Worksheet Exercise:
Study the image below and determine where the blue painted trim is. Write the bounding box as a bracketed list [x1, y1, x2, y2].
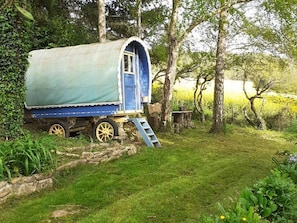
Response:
[30, 105, 119, 118]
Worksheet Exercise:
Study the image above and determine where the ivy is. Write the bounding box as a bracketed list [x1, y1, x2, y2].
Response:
[0, 7, 31, 139]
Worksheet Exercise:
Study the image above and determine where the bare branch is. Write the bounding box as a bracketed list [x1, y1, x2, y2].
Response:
[242, 70, 251, 100]
[256, 80, 274, 95]
[152, 69, 166, 83]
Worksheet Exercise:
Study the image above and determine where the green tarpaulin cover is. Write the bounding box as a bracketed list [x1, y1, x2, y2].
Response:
[25, 38, 135, 109]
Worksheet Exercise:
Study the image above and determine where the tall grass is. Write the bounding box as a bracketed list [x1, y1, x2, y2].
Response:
[0, 133, 57, 181]
[170, 86, 297, 130]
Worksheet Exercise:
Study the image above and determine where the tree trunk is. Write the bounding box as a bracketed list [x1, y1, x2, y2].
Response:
[161, 37, 180, 128]
[194, 77, 206, 123]
[210, 2, 228, 133]
[197, 90, 205, 123]
[160, 0, 181, 129]
[98, 0, 106, 43]
[243, 70, 268, 130]
[193, 79, 201, 122]
[250, 97, 266, 129]
[136, 0, 142, 38]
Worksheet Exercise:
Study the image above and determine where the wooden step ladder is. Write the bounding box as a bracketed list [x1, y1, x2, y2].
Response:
[129, 118, 161, 148]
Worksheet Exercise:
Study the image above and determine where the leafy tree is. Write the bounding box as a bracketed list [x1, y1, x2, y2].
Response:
[272, 64, 297, 94]
[237, 1, 297, 61]
[208, 0, 297, 133]
[260, 1, 297, 60]
[224, 0, 297, 129]
[78, 0, 167, 40]
[0, 5, 32, 139]
[150, 37, 168, 83]
[161, 0, 253, 131]
[29, 0, 97, 48]
[231, 53, 286, 129]
[192, 53, 216, 123]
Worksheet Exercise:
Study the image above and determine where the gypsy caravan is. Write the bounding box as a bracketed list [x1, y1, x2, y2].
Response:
[25, 37, 161, 147]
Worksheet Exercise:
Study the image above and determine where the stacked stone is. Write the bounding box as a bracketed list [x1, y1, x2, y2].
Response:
[0, 173, 53, 203]
[0, 144, 137, 204]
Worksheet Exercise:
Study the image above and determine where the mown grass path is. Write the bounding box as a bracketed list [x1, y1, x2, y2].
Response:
[0, 123, 296, 223]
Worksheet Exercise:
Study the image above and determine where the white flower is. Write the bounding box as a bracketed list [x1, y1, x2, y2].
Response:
[288, 154, 297, 163]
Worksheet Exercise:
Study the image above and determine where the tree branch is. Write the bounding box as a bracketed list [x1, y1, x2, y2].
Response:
[179, 0, 254, 43]
[152, 69, 166, 83]
[168, 0, 181, 38]
[242, 70, 251, 100]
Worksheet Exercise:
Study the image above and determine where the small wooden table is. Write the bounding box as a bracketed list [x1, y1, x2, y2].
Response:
[171, 111, 193, 132]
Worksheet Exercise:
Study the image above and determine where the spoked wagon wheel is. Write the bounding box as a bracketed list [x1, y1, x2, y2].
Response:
[92, 118, 118, 142]
[48, 121, 70, 138]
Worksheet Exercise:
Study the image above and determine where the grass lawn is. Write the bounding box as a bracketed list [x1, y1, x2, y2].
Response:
[0, 122, 296, 223]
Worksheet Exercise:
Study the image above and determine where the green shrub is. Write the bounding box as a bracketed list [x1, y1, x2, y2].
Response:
[203, 167, 297, 222]
[285, 121, 297, 134]
[275, 154, 297, 185]
[241, 169, 297, 222]
[265, 107, 296, 131]
[224, 103, 248, 126]
[283, 121, 297, 143]
[201, 203, 266, 223]
[0, 134, 57, 181]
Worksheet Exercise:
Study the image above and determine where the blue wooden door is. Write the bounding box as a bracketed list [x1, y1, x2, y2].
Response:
[123, 52, 137, 110]
[124, 73, 136, 110]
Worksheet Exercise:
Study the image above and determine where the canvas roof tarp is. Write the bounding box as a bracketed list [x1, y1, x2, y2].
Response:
[25, 37, 148, 109]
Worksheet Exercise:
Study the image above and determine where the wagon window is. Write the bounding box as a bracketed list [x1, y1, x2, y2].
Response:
[123, 52, 134, 74]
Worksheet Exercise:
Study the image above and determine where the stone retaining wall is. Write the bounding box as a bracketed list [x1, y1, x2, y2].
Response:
[0, 144, 137, 204]
[0, 173, 53, 204]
